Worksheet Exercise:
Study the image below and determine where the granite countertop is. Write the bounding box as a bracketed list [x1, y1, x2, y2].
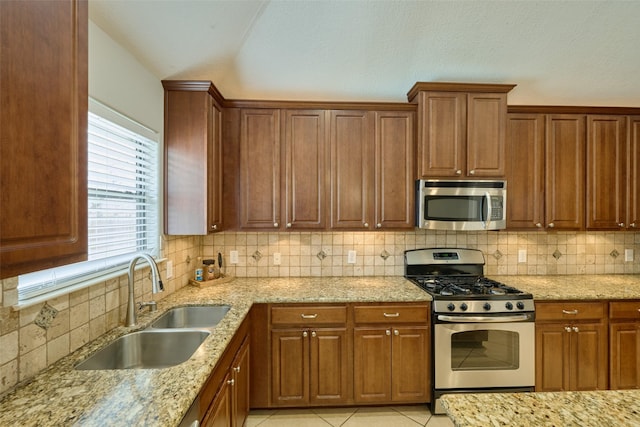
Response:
[440, 389, 640, 426]
[0, 276, 429, 427]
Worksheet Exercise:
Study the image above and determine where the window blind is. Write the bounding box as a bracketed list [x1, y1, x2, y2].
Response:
[18, 108, 159, 302]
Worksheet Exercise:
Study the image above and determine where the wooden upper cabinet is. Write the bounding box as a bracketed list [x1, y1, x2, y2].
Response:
[506, 114, 545, 229]
[0, 0, 88, 278]
[408, 82, 515, 179]
[163, 82, 224, 235]
[329, 110, 373, 230]
[283, 110, 327, 229]
[239, 109, 281, 229]
[545, 115, 586, 230]
[374, 111, 415, 230]
[630, 116, 640, 230]
[586, 116, 627, 230]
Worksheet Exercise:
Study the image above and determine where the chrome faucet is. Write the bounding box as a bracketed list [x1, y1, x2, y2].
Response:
[126, 253, 164, 327]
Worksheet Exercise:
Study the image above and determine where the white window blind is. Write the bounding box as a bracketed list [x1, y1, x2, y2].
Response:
[18, 103, 159, 303]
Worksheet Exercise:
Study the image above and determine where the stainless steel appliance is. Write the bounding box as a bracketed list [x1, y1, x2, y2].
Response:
[416, 179, 507, 231]
[404, 248, 535, 414]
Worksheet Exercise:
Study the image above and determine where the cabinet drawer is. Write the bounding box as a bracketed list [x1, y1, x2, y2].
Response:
[354, 304, 429, 324]
[271, 305, 347, 326]
[610, 301, 640, 320]
[535, 302, 605, 321]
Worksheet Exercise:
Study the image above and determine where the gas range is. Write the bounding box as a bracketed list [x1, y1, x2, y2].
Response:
[404, 248, 534, 314]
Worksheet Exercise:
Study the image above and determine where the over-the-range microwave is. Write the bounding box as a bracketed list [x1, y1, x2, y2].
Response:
[416, 179, 507, 231]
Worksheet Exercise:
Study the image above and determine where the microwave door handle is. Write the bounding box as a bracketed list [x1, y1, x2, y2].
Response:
[484, 192, 492, 229]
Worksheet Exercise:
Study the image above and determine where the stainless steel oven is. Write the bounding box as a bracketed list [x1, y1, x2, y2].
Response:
[404, 248, 536, 414]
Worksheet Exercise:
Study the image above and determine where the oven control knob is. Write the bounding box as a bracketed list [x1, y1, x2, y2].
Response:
[505, 302, 513, 310]
[483, 303, 491, 311]
[460, 303, 468, 311]
[447, 303, 455, 311]
[516, 302, 525, 310]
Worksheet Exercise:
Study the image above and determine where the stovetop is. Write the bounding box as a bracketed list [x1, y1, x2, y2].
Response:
[410, 275, 529, 298]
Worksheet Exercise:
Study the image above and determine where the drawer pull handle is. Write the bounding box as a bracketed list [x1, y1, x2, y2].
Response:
[383, 312, 400, 318]
[562, 309, 578, 315]
[301, 314, 318, 319]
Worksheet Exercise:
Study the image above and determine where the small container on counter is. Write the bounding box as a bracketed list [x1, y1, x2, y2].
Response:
[202, 259, 220, 280]
[194, 268, 204, 281]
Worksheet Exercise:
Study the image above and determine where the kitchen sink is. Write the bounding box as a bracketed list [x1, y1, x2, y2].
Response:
[150, 305, 231, 329]
[75, 330, 210, 370]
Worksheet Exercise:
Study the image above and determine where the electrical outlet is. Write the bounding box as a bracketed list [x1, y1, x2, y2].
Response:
[347, 250, 357, 264]
[230, 250, 239, 264]
[625, 249, 634, 262]
[273, 252, 281, 265]
[166, 260, 173, 279]
[518, 249, 527, 263]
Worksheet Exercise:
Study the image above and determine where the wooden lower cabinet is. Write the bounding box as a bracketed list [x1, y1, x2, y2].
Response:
[535, 302, 608, 392]
[202, 373, 232, 427]
[609, 301, 640, 389]
[271, 327, 349, 406]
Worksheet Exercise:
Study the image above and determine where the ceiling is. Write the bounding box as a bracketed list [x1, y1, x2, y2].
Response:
[89, 0, 640, 106]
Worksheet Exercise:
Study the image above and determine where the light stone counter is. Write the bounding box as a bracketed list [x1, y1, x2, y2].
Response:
[490, 274, 640, 300]
[0, 276, 428, 427]
[440, 390, 640, 426]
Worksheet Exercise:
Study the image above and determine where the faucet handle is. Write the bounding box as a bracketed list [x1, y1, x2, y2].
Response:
[138, 301, 158, 312]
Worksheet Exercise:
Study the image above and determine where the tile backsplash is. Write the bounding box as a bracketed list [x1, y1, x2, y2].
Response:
[202, 231, 640, 277]
[1, 229, 639, 396]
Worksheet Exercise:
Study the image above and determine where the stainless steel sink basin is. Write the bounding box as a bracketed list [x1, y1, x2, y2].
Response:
[150, 305, 231, 329]
[75, 330, 210, 370]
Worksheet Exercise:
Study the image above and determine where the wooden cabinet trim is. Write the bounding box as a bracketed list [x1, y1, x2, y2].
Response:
[408, 82, 516, 101]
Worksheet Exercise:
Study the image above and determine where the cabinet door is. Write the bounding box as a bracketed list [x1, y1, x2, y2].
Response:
[329, 110, 373, 229]
[164, 89, 211, 235]
[354, 327, 392, 403]
[374, 111, 415, 230]
[231, 338, 250, 427]
[545, 115, 586, 229]
[202, 375, 232, 427]
[610, 322, 640, 389]
[506, 114, 545, 230]
[208, 102, 224, 233]
[466, 93, 508, 177]
[570, 322, 608, 391]
[309, 328, 349, 404]
[535, 323, 570, 391]
[284, 110, 327, 229]
[630, 116, 640, 230]
[271, 329, 309, 405]
[240, 109, 281, 229]
[391, 326, 430, 402]
[416, 92, 466, 177]
[1, 0, 88, 278]
[586, 116, 627, 229]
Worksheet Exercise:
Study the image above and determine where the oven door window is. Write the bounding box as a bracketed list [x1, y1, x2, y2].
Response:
[424, 196, 486, 222]
[450, 329, 520, 371]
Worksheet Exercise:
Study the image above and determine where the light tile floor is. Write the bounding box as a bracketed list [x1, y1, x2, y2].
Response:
[246, 405, 454, 427]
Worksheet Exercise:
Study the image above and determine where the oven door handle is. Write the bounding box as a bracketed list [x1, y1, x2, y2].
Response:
[437, 314, 532, 323]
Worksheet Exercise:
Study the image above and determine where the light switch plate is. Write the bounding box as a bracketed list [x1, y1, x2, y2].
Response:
[166, 260, 173, 279]
[347, 250, 356, 264]
[625, 249, 634, 262]
[518, 249, 527, 263]
[230, 250, 239, 264]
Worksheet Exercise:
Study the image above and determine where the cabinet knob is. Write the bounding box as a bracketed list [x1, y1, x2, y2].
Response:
[211, 224, 218, 230]
[572, 326, 580, 333]
[618, 223, 625, 228]
[385, 329, 391, 336]
[535, 223, 542, 228]
[286, 222, 292, 228]
[455, 170, 462, 175]
[227, 379, 235, 386]
[548, 223, 555, 228]
[363, 222, 369, 228]
[564, 326, 572, 332]
[631, 223, 636, 228]
[233, 366, 241, 373]
[274, 222, 279, 227]
[376, 223, 382, 229]
[469, 170, 475, 175]
[311, 331, 317, 338]
[394, 329, 399, 336]
[303, 331, 308, 338]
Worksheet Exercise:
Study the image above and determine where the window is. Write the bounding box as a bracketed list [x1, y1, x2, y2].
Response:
[18, 100, 159, 305]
